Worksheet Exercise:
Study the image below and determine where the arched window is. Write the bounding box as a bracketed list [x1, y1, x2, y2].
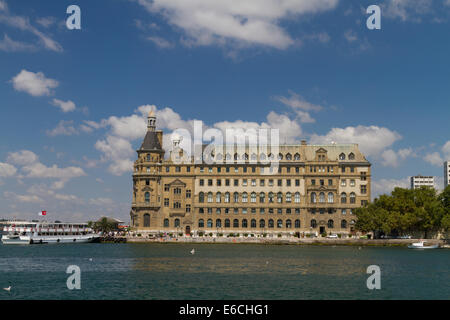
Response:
[286, 192, 292, 203]
[259, 219, 265, 228]
[339, 153, 346, 160]
[348, 153, 355, 160]
[278, 153, 283, 160]
[145, 192, 150, 203]
[295, 192, 301, 203]
[269, 192, 275, 203]
[242, 219, 248, 228]
[311, 219, 317, 228]
[164, 219, 169, 227]
[277, 192, 283, 203]
[268, 219, 274, 228]
[295, 219, 300, 228]
[260, 192, 265, 203]
[216, 219, 222, 228]
[268, 153, 275, 160]
[251, 153, 257, 161]
[143, 214, 150, 227]
[225, 219, 230, 228]
[319, 192, 325, 203]
[199, 192, 205, 203]
[311, 192, 317, 203]
[243, 153, 249, 160]
[251, 219, 256, 228]
[350, 192, 356, 204]
[175, 219, 180, 227]
[207, 192, 213, 203]
[328, 219, 334, 228]
[225, 192, 230, 203]
[242, 192, 248, 203]
[277, 219, 283, 228]
[341, 220, 347, 228]
[146, 154, 151, 162]
[251, 192, 257, 203]
[233, 219, 239, 228]
[260, 153, 266, 161]
[328, 192, 334, 203]
[207, 219, 213, 228]
[216, 192, 221, 203]
[234, 153, 239, 160]
[198, 219, 204, 228]
[286, 219, 292, 228]
[286, 153, 292, 160]
[226, 153, 232, 161]
[294, 153, 300, 161]
[216, 153, 223, 161]
[233, 192, 239, 203]
[341, 192, 347, 204]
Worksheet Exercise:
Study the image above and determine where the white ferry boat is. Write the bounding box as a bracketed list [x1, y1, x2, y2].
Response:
[1, 220, 100, 245]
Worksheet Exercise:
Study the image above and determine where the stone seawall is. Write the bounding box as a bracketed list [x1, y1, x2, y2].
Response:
[126, 237, 447, 247]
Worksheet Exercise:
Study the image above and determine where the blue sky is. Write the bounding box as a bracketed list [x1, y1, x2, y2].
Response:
[0, 0, 449, 222]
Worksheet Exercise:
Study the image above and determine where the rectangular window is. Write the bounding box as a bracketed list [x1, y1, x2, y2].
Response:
[234, 167, 239, 173]
[295, 179, 300, 187]
[166, 167, 170, 173]
[320, 179, 324, 186]
[146, 179, 150, 186]
[252, 167, 256, 173]
[234, 179, 239, 186]
[199, 179, 204, 186]
[242, 179, 248, 186]
[277, 179, 282, 187]
[164, 184, 170, 192]
[269, 179, 274, 186]
[186, 205, 191, 213]
[217, 179, 222, 186]
[286, 179, 291, 187]
[208, 179, 213, 186]
[260, 179, 265, 186]
[217, 167, 221, 173]
[200, 167, 204, 173]
[176, 166, 181, 172]
[295, 208, 300, 214]
[164, 198, 169, 207]
[328, 179, 333, 186]
[186, 190, 191, 198]
[260, 208, 265, 214]
[243, 167, 247, 173]
[251, 179, 256, 186]
[226, 167, 230, 173]
[311, 179, 316, 186]
[341, 179, 346, 187]
[208, 167, 213, 173]
[225, 179, 230, 186]
[361, 185, 367, 194]
[350, 179, 355, 187]
[286, 167, 290, 173]
[187, 167, 191, 173]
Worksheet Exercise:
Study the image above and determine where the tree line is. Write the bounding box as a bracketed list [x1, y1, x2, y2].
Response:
[355, 186, 450, 238]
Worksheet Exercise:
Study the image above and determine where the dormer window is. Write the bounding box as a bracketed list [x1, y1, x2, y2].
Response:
[348, 153, 355, 160]
[339, 153, 346, 160]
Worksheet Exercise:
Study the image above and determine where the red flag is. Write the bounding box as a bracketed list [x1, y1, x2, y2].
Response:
[38, 211, 47, 216]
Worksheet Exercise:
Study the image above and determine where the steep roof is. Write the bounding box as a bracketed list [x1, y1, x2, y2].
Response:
[140, 131, 162, 151]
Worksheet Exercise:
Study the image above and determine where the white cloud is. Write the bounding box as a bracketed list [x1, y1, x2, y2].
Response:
[136, 0, 339, 49]
[424, 151, 443, 167]
[381, 148, 413, 167]
[147, 36, 174, 48]
[11, 69, 59, 97]
[4, 191, 44, 203]
[7, 150, 38, 166]
[0, 162, 17, 177]
[95, 135, 135, 176]
[51, 99, 76, 112]
[383, 0, 433, 22]
[36, 16, 56, 28]
[0, 33, 35, 52]
[310, 125, 402, 157]
[46, 120, 79, 137]
[442, 140, 450, 159]
[273, 91, 324, 123]
[344, 29, 358, 42]
[372, 177, 410, 198]
[0, 2, 63, 52]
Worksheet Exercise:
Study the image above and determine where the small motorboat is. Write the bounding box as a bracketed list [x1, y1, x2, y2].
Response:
[408, 241, 439, 249]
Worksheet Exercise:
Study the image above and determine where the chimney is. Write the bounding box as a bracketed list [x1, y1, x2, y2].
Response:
[301, 140, 307, 146]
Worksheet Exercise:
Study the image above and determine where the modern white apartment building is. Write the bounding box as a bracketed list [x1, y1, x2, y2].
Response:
[445, 161, 450, 188]
[410, 175, 435, 190]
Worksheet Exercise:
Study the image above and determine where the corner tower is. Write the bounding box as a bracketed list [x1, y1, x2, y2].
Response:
[130, 111, 165, 229]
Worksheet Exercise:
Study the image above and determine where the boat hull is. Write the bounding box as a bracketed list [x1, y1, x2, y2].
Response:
[2, 235, 100, 245]
[408, 244, 439, 249]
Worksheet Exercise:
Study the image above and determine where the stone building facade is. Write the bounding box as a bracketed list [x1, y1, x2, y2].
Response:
[130, 112, 371, 236]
